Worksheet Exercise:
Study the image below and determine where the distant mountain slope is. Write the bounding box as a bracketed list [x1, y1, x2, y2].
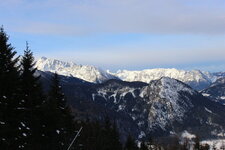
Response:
[36, 57, 118, 83]
[39, 71, 225, 142]
[113, 69, 216, 90]
[213, 72, 225, 79]
[36, 70, 93, 91]
[201, 77, 225, 105]
[91, 77, 225, 139]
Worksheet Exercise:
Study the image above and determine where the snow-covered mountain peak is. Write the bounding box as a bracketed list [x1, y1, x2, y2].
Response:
[36, 57, 76, 71]
[143, 77, 196, 130]
[35, 57, 117, 83]
[113, 68, 215, 90]
[115, 68, 212, 82]
[159, 77, 196, 96]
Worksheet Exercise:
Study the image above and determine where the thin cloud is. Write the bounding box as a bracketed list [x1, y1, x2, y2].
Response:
[2, 0, 225, 35]
[13, 22, 94, 36]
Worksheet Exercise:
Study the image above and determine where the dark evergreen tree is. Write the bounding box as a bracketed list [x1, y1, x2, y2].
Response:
[200, 144, 210, 150]
[166, 136, 181, 150]
[0, 27, 21, 149]
[44, 73, 75, 149]
[124, 135, 138, 150]
[221, 141, 225, 150]
[212, 142, 217, 150]
[100, 117, 122, 150]
[20, 43, 46, 149]
[102, 116, 113, 150]
[74, 117, 124, 150]
[140, 141, 148, 150]
[80, 120, 103, 150]
[194, 136, 200, 150]
[181, 138, 189, 150]
[110, 121, 122, 150]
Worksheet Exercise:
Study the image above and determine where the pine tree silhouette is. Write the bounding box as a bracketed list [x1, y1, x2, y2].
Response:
[20, 43, 46, 149]
[140, 141, 148, 150]
[111, 121, 122, 150]
[124, 135, 138, 150]
[0, 26, 21, 149]
[44, 73, 75, 149]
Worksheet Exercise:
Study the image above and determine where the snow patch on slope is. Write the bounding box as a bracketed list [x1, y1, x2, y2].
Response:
[93, 86, 139, 105]
[201, 139, 225, 150]
[181, 130, 196, 139]
[159, 77, 195, 98]
[147, 77, 195, 130]
[159, 77, 195, 118]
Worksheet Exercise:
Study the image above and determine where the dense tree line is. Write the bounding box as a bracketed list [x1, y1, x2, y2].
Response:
[0, 27, 76, 149]
[0, 27, 123, 150]
[0, 27, 221, 150]
[0, 26, 21, 149]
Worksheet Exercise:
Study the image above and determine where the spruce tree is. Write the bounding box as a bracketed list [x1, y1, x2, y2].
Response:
[20, 43, 46, 149]
[44, 73, 75, 149]
[110, 121, 122, 150]
[194, 136, 200, 150]
[124, 135, 138, 150]
[0, 27, 21, 149]
[99, 117, 122, 150]
[140, 142, 148, 150]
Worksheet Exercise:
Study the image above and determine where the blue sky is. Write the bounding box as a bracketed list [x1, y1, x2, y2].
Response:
[1, 0, 225, 72]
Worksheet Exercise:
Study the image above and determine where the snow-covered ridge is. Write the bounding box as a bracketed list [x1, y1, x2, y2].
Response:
[114, 68, 214, 83]
[93, 77, 199, 132]
[146, 77, 195, 130]
[160, 77, 196, 96]
[35, 57, 117, 83]
[36, 57, 223, 90]
[113, 68, 216, 90]
[92, 77, 197, 131]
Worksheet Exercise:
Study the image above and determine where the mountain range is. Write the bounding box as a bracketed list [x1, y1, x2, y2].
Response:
[39, 71, 225, 142]
[36, 56, 225, 143]
[36, 57, 224, 90]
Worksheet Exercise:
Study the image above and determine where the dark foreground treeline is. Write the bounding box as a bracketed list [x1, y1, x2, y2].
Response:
[0, 27, 214, 150]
